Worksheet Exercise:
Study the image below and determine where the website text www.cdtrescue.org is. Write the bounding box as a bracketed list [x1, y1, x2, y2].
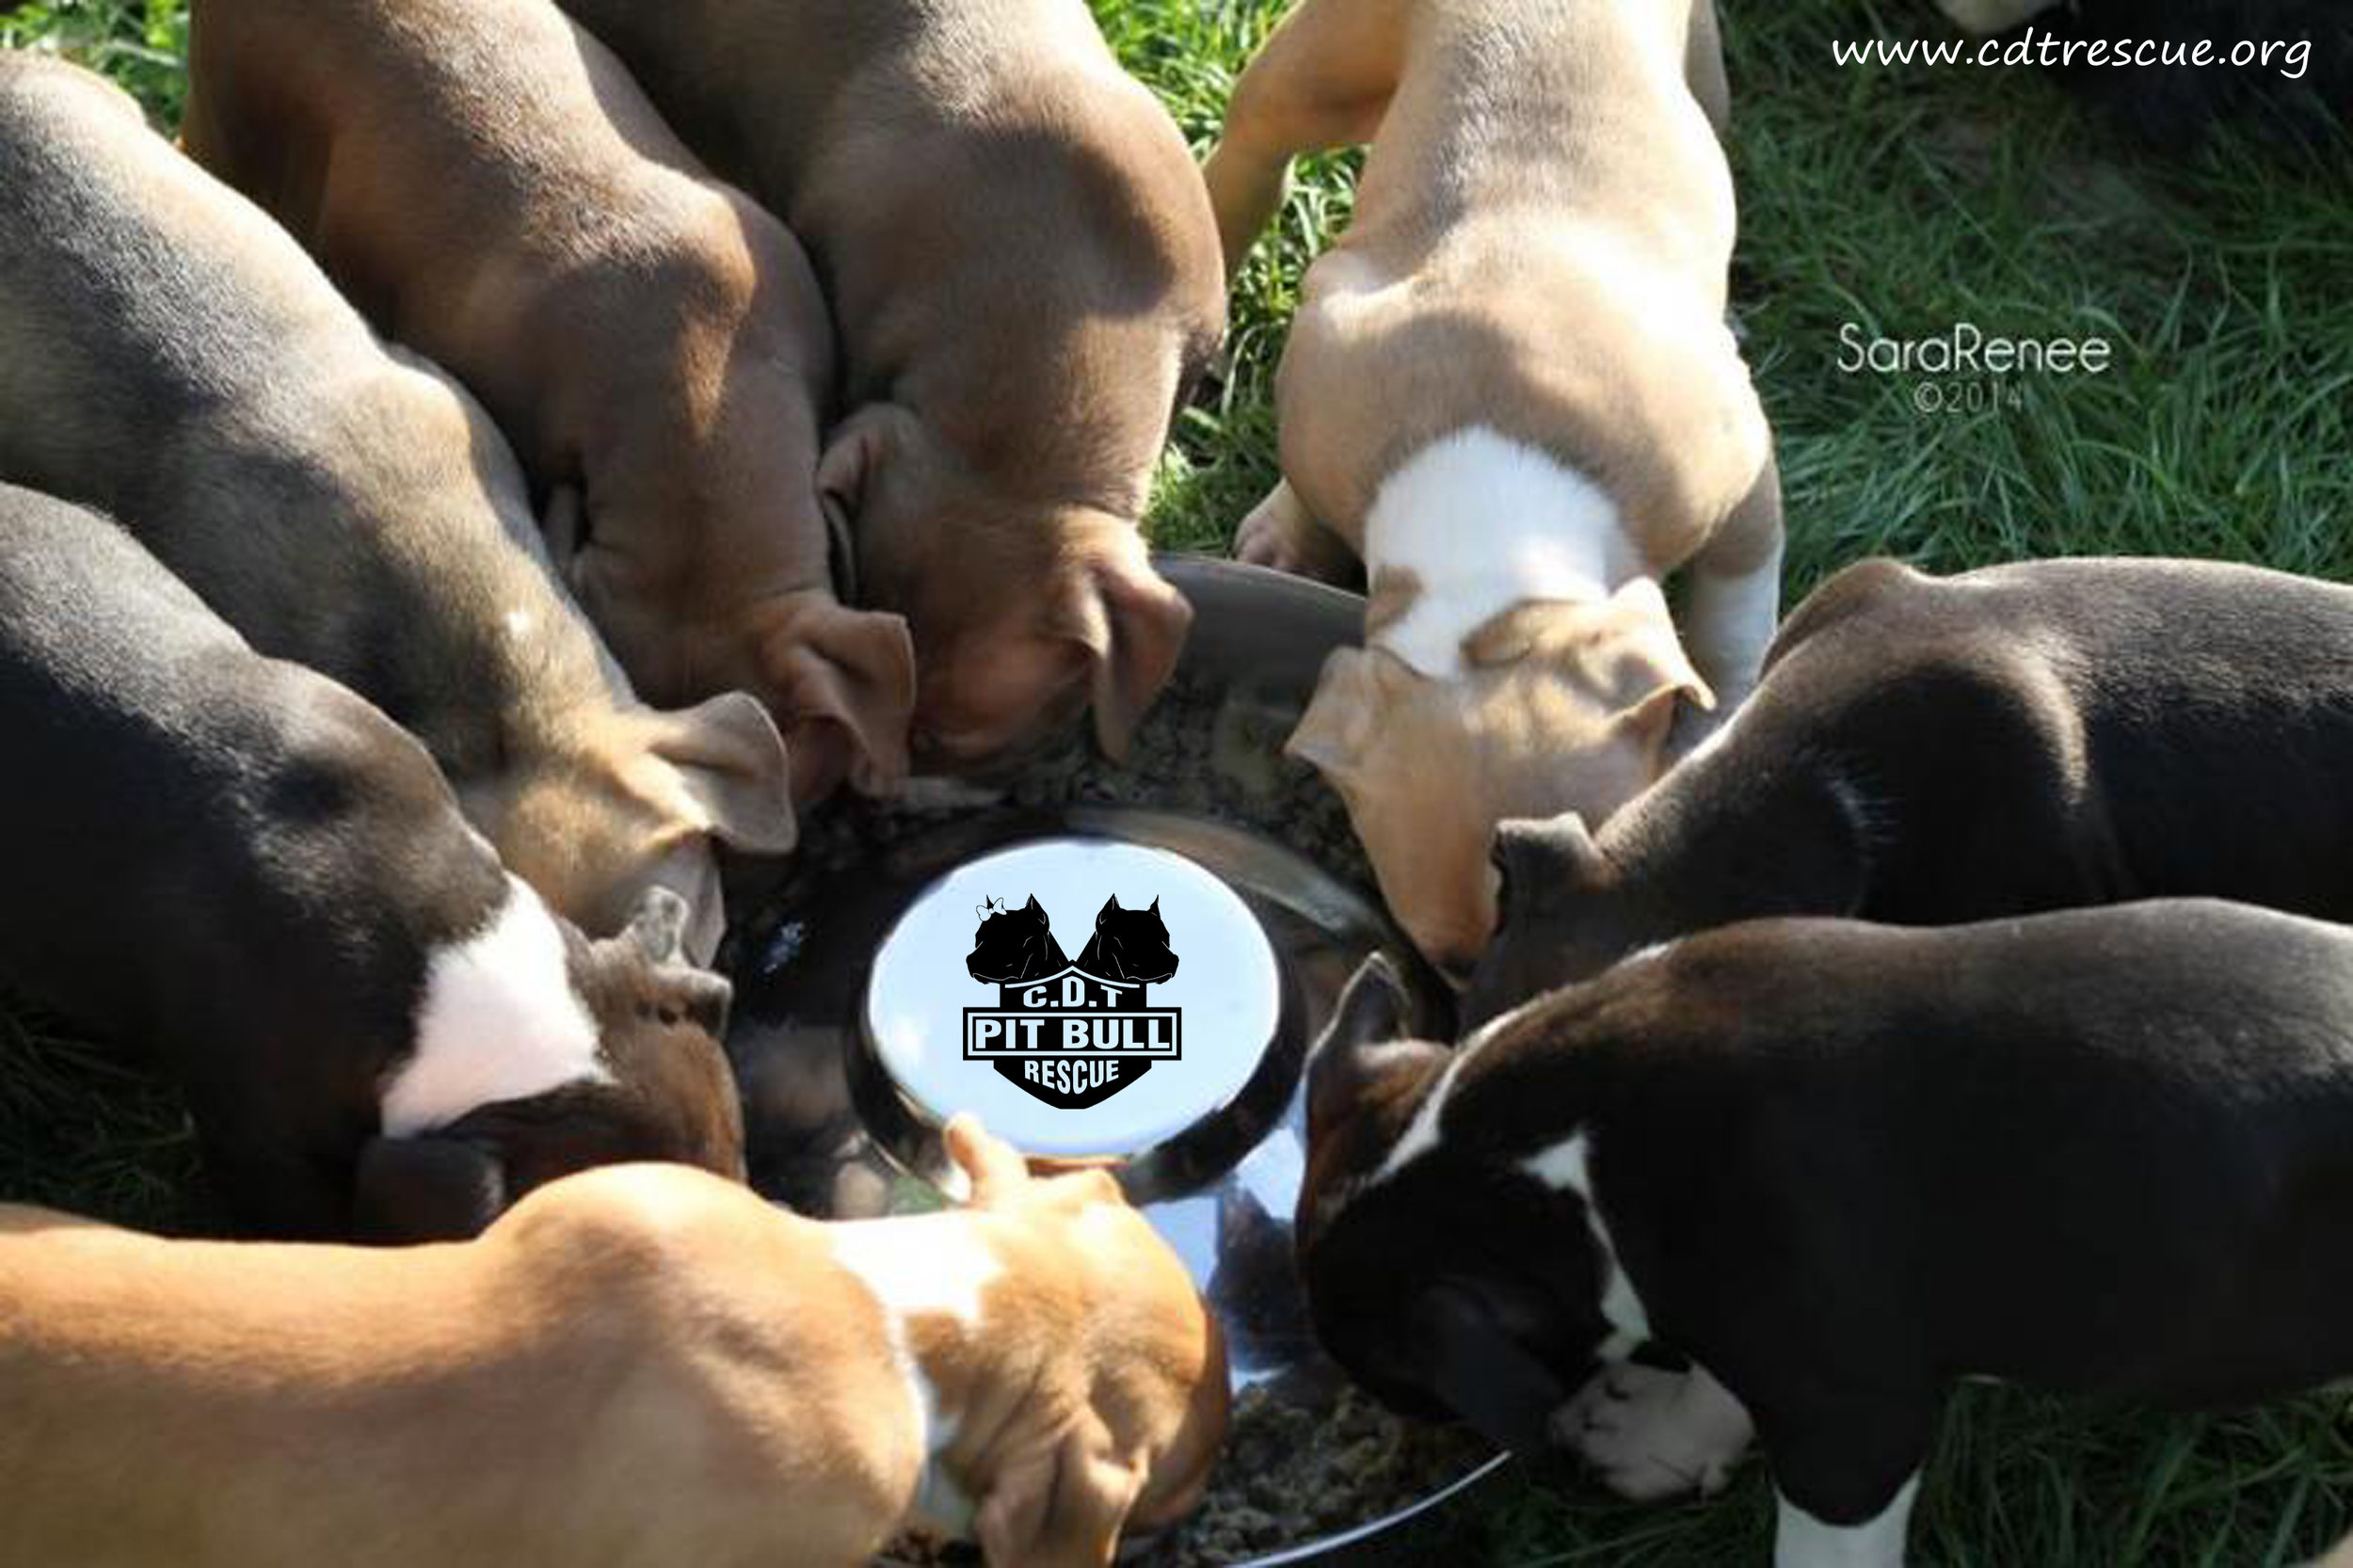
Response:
[1833, 28, 2313, 82]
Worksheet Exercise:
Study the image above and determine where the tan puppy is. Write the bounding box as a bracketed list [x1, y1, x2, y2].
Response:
[1204, 0, 1784, 975]
[0, 1118, 1227, 1568]
[0, 56, 793, 961]
[180, 0, 914, 805]
[560, 0, 1224, 772]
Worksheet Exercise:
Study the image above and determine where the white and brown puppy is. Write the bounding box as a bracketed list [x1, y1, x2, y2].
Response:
[0, 56, 793, 962]
[0, 1119, 1228, 1567]
[1304, 915, 2353, 1568]
[182, 0, 917, 804]
[0, 481, 741, 1242]
[559, 0, 1222, 772]
[1205, 0, 1783, 975]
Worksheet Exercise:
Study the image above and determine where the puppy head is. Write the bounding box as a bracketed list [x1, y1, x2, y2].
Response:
[942, 1118, 1228, 1565]
[355, 888, 744, 1242]
[475, 693, 795, 964]
[1289, 582, 1705, 980]
[1295, 957, 1607, 1453]
[818, 405, 1192, 772]
[1458, 813, 1637, 1030]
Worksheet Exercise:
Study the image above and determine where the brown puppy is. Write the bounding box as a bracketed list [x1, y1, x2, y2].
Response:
[1203, 0, 1783, 975]
[560, 0, 1222, 771]
[181, 0, 915, 804]
[0, 1119, 1228, 1568]
[0, 56, 792, 962]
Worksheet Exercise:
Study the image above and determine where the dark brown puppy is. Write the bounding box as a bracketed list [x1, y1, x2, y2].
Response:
[183, 0, 915, 803]
[1305, 907, 2353, 1565]
[561, 0, 1223, 771]
[1467, 555, 2353, 1025]
[0, 481, 740, 1242]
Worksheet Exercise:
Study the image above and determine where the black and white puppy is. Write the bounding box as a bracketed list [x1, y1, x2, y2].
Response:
[0, 482, 743, 1241]
[1302, 904, 2353, 1567]
[1467, 555, 2353, 1028]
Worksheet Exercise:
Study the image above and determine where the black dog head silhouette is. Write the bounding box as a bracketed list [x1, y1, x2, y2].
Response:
[968, 894, 1069, 983]
[1077, 895, 1178, 984]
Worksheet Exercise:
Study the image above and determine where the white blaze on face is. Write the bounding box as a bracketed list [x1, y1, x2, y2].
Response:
[1363, 426, 1637, 680]
[1518, 1129, 1651, 1359]
[380, 873, 607, 1136]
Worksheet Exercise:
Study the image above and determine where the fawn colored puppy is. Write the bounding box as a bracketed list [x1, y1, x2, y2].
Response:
[0, 1119, 1227, 1567]
[560, 0, 1225, 772]
[183, 0, 916, 802]
[1203, 0, 1783, 976]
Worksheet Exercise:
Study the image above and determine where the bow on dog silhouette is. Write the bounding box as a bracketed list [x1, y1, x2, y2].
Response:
[966, 895, 1177, 984]
[966, 894, 1069, 983]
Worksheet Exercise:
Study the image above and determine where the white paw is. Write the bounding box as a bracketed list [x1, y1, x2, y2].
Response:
[1556, 1363, 1754, 1501]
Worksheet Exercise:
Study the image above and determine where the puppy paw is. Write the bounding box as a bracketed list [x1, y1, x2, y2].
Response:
[1233, 484, 1353, 582]
[1556, 1363, 1754, 1501]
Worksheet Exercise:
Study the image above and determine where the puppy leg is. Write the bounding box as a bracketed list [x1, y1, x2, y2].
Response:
[1674, 454, 1784, 741]
[1203, 0, 1413, 269]
[1774, 1474, 1920, 1568]
[1759, 1390, 1933, 1568]
[1234, 478, 1355, 582]
[1557, 1361, 1755, 1500]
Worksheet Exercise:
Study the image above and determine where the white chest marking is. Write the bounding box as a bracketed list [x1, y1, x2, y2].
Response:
[829, 1217, 1004, 1536]
[1364, 427, 1639, 680]
[1774, 1473, 1920, 1568]
[1518, 1130, 1652, 1359]
[380, 874, 606, 1136]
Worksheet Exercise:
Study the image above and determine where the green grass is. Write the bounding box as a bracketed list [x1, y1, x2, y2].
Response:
[5, 0, 2353, 1560]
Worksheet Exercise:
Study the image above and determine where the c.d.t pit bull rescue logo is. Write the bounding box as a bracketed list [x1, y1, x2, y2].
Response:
[964, 893, 1180, 1109]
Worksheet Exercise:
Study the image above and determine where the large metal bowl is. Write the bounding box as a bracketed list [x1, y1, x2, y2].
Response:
[722, 555, 1504, 1562]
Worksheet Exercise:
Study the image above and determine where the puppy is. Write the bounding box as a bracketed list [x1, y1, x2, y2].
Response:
[181, 0, 916, 803]
[0, 481, 741, 1242]
[1465, 554, 2353, 1025]
[1202, 0, 1784, 976]
[559, 0, 1220, 771]
[1304, 909, 2353, 1568]
[0, 56, 792, 964]
[0, 1118, 1227, 1567]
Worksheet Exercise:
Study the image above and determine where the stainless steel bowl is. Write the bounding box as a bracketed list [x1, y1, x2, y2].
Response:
[723, 556, 1504, 1561]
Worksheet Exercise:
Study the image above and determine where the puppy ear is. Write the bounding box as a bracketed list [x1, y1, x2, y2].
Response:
[1606, 578, 1716, 713]
[759, 598, 918, 802]
[1056, 521, 1191, 761]
[1415, 1280, 1574, 1455]
[1305, 953, 1424, 1138]
[814, 405, 909, 535]
[1286, 647, 1396, 790]
[352, 1134, 507, 1242]
[644, 692, 798, 855]
[944, 1113, 1032, 1206]
[1490, 813, 1608, 924]
[975, 1415, 1148, 1568]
